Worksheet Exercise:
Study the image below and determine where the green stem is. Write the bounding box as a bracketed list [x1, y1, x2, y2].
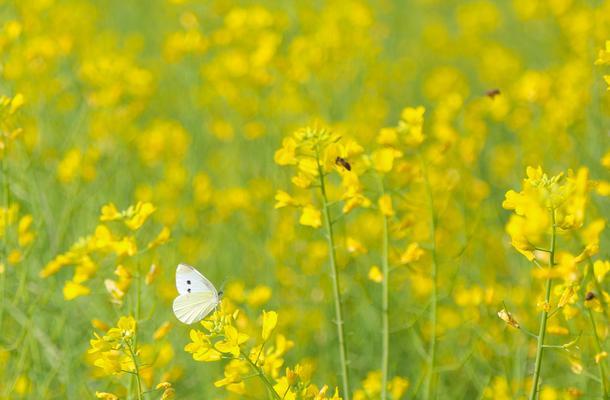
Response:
[0, 155, 7, 330]
[378, 177, 389, 400]
[136, 263, 141, 328]
[126, 340, 143, 400]
[421, 158, 438, 400]
[242, 352, 282, 400]
[529, 209, 556, 400]
[281, 384, 292, 400]
[316, 150, 350, 400]
[131, 264, 142, 399]
[589, 260, 610, 323]
[587, 308, 609, 399]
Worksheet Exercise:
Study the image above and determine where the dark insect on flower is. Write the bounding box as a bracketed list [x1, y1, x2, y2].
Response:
[485, 88, 501, 99]
[585, 291, 595, 301]
[335, 156, 351, 171]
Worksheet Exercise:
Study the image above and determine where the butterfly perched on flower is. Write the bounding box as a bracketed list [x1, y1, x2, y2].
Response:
[172, 263, 221, 324]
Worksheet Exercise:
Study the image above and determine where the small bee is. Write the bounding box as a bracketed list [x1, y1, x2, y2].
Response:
[585, 291, 596, 301]
[335, 157, 351, 171]
[485, 88, 501, 99]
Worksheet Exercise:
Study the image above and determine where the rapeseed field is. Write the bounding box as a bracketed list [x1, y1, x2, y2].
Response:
[0, 0, 609, 399]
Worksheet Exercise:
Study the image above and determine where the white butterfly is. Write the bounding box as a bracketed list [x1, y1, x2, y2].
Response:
[172, 263, 221, 325]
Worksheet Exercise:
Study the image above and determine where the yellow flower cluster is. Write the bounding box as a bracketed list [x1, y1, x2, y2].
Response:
[185, 302, 343, 399]
[2, 0, 610, 398]
[502, 166, 610, 397]
[353, 371, 409, 400]
[371, 106, 425, 174]
[0, 203, 35, 272]
[41, 201, 169, 301]
[89, 316, 137, 376]
[502, 166, 592, 261]
[595, 40, 610, 89]
[89, 316, 177, 399]
[0, 92, 24, 155]
[56, 147, 100, 184]
[275, 125, 367, 225]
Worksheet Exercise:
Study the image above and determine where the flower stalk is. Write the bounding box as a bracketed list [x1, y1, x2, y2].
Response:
[528, 209, 556, 400]
[316, 149, 351, 400]
[378, 177, 390, 400]
[589, 260, 610, 323]
[242, 352, 282, 400]
[421, 158, 438, 400]
[125, 340, 143, 400]
[0, 156, 8, 329]
[587, 308, 609, 399]
[128, 264, 143, 400]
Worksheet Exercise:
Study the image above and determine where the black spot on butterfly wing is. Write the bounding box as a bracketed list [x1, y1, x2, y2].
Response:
[187, 280, 191, 284]
[187, 288, 191, 293]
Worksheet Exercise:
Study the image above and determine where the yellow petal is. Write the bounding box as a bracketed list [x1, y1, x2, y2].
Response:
[153, 321, 172, 340]
[378, 194, 394, 217]
[299, 205, 322, 228]
[262, 310, 278, 340]
[400, 242, 424, 264]
[372, 148, 396, 173]
[63, 281, 91, 300]
[368, 265, 383, 283]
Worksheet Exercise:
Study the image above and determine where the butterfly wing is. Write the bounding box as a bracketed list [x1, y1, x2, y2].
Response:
[173, 263, 219, 324]
[175, 263, 218, 296]
[172, 292, 218, 324]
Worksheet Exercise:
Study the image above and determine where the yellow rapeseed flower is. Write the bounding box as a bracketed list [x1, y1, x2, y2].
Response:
[346, 237, 367, 255]
[124, 202, 156, 230]
[593, 260, 609, 283]
[399, 243, 424, 264]
[153, 321, 173, 340]
[261, 310, 278, 340]
[95, 392, 118, 400]
[368, 266, 383, 283]
[372, 148, 399, 173]
[161, 388, 175, 400]
[100, 203, 122, 221]
[378, 194, 394, 217]
[274, 137, 298, 166]
[63, 280, 91, 300]
[147, 226, 171, 249]
[300, 205, 322, 228]
[215, 325, 249, 357]
[184, 329, 222, 362]
[274, 190, 299, 208]
[388, 376, 409, 399]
